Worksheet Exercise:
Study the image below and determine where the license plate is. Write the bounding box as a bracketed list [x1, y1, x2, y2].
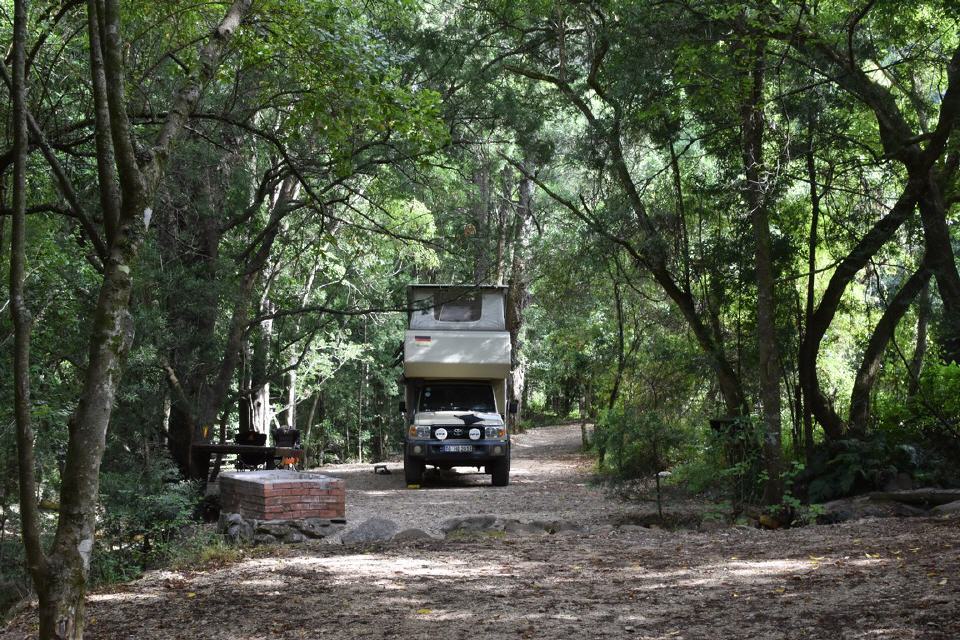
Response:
[442, 445, 473, 453]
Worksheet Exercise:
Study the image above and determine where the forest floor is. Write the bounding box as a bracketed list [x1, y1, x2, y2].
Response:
[3, 423, 959, 640]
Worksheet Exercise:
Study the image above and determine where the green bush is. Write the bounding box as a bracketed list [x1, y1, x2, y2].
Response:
[800, 436, 900, 503]
[873, 362, 960, 486]
[593, 406, 691, 480]
[93, 458, 204, 585]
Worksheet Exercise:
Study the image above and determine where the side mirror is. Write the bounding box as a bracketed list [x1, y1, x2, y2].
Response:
[508, 400, 519, 415]
[398, 401, 406, 414]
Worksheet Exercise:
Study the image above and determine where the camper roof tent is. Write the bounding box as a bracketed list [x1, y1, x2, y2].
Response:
[407, 285, 507, 331]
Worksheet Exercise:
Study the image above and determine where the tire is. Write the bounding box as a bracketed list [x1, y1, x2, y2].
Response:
[404, 448, 424, 485]
[490, 450, 510, 487]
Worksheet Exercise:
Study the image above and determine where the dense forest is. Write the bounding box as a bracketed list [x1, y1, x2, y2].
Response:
[1, 0, 959, 637]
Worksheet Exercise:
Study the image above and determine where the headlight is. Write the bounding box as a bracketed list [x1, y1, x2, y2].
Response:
[484, 426, 506, 439]
[469, 428, 481, 440]
[411, 426, 431, 439]
[434, 428, 448, 440]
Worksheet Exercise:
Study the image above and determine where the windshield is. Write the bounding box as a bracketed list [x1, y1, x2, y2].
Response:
[418, 384, 496, 413]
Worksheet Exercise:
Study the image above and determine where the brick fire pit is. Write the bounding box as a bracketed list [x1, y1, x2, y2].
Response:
[220, 470, 345, 520]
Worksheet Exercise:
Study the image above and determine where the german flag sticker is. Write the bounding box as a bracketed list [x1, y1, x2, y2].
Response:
[414, 335, 432, 345]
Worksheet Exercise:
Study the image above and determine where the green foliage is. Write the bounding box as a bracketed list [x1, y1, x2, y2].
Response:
[671, 418, 765, 507]
[873, 362, 960, 486]
[802, 437, 903, 503]
[93, 460, 204, 584]
[593, 406, 691, 480]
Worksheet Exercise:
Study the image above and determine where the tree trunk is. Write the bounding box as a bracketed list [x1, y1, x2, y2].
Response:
[14, 3, 253, 634]
[10, 0, 52, 631]
[916, 177, 960, 363]
[801, 115, 819, 463]
[907, 279, 930, 397]
[250, 296, 274, 435]
[506, 162, 534, 424]
[495, 166, 511, 285]
[472, 159, 491, 283]
[606, 135, 747, 416]
[283, 259, 319, 429]
[799, 183, 918, 440]
[740, 37, 783, 505]
[608, 281, 626, 410]
[185, 174, 295, 472]
[848, 262, 933, 434]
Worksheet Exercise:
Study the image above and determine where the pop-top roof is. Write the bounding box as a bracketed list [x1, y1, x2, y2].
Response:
[407, 284, 506, 331]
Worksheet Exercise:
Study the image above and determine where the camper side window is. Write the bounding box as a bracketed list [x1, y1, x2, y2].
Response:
[434, 293, 482, 322]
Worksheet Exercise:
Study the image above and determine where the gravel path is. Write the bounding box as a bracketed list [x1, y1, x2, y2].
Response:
[3, 424, 958, 640]
[315, 423, 626, 540]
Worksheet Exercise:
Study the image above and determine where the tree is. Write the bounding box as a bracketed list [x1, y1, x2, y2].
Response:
[8, 2, 252, 636]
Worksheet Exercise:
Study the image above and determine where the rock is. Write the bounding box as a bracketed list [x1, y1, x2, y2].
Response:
[253, 533, 277, 545]
[218, 511, 243, 531]
[503, 520, 546, 535]
[392, 528, 434, 543]
[341, 517, 400, 544]
[221, 512, 254, 543]
[294, 518, 345, 539]
[283, 531, 307, 544]
[931, 499, 960, 516]
[883, 472, 914, 492]
[530, 519, 558, 533]
[256, 521, 295, 538]
[552, 520, 584, 533]
[867, 488, 960, 507]
[226, 522, 253, 543]
[819, 496, 928, 524]
[440, 515, 497, 533]
[619, 524, 648, 533]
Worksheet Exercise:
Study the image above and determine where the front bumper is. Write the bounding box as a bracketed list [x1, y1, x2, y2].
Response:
[406, 439, 509, 465]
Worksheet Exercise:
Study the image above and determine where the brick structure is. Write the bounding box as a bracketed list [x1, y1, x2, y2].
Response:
[220, 470, 345, 521]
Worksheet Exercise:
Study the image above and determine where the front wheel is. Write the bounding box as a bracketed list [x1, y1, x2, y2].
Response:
[404, 448, 424, 485]
[490, 451, 510, 487]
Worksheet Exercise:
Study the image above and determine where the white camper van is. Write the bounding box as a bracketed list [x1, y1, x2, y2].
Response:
[401, 285, 515, 486]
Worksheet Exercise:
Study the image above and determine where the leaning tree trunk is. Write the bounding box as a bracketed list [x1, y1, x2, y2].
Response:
[799, 184, 919, 441]
[848, 261, 933, 435]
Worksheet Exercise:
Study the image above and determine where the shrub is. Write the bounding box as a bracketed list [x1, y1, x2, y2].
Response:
[873, 362, 960, 487]
[93, 458, 204, 584]
[593, 406, 691, 480]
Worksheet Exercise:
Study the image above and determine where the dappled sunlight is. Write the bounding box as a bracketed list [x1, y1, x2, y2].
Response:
[593, 554, 891, 592]
[281, 552, 505, 580]
[236, 577, 287, 589]
[723, 558, 817, 577]
[88, 592, 161, 604]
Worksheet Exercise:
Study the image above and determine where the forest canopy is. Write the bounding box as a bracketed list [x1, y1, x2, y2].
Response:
[1, 0, 959, 637]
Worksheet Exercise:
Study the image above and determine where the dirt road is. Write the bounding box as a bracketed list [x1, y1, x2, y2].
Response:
[3, 424, 959, 639]
[317, 422, 627, 538]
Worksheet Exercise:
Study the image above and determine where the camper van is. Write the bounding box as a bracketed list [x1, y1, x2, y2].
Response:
[401, 285, 515, 486]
